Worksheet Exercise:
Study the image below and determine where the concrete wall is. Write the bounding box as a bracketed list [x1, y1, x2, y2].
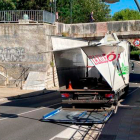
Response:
[56, 20, 140, 39]
[1, 20, 140, 89]
[0, 23, 58, 88]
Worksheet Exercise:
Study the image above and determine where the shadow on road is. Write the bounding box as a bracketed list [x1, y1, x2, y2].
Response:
[0, 101, 61, 120]
[0, 113, 18, 118]
[0, 89, 62, 109]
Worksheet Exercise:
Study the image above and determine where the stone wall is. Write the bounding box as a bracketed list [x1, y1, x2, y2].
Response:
[56, 20, 140, 39]
[0, 23, 58, 89]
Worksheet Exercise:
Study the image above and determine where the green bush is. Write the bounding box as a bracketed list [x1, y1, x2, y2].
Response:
[62, 32, 69, 37]
[130, 45, 139, 51]
[130, 50, 140, 60]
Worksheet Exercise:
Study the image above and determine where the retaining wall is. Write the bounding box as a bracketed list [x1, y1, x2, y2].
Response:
[0, 23, 58, 89]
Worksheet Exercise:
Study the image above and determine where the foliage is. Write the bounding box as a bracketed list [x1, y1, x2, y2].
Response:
[112, 9, 140, 21]
[17, 0, 51, 10]
[130, 50, 140, 60]
[57, 0, 111, 23]
[83, 0, 111, 22]
[62, 32, 69, 37]
[50, 61, 54, 67]
[0, 0, 19, 10]
[0, 0, 52, 10]
[130, 50, 140, 55]
[130, 44, 140, 60]
[130, 45, 139, 51]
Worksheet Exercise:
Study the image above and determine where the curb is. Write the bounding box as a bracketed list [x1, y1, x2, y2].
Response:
[0, 98, 9, 103]
[132, 60, 140, 64]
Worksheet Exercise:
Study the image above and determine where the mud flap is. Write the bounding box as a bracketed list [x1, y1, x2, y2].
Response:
[41, 107, 114, 124]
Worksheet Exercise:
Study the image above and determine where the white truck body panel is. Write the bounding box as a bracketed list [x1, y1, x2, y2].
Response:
[50, 33, 129, 92]
[51, 37, 88, 52]
[82, 45, 126, 92]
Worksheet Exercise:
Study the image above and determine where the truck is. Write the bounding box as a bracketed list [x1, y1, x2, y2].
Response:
[41, 33, 130, 124]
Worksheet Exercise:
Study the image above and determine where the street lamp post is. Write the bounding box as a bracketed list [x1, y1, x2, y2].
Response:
[54, 0, 57, 21]
[134, 0, 140, 12]
[70, 0, 72, 23]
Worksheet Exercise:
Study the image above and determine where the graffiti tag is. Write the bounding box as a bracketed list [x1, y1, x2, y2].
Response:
[0, 47, 25, 62]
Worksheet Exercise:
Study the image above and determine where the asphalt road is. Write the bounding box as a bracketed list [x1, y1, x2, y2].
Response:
[0, 61, 139, 140]
[0, 91, 71, 140]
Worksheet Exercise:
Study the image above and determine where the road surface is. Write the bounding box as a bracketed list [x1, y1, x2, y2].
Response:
[0, 61, 140, 140]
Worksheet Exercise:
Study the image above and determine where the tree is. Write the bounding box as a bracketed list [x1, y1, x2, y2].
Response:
[0, 0, 19, 10]
[57, 0, 111, 23]
[17, 0, 51, 10]
[56, 0, 71, 23]
[112, 9, 140, 21]
[84, 0, 111, 22]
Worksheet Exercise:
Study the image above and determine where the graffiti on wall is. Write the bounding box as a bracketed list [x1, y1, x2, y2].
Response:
[0, 47, 25, 62]
[0, 47, 44, 62]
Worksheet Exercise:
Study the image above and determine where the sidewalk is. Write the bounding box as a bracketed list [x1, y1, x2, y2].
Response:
[97, 86, 140, 140]
[0, 87, 58, 102]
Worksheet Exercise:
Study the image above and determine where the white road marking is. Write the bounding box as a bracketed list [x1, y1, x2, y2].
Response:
[50, 125, 78, 140]
[90, 124, 105, 140]
[0, 102, 61, 121]
[50, 125, 89, 140]
[114, 104, 118, 114]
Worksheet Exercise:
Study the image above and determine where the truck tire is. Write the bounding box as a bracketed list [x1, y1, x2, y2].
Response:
[124, 85, 129, 95]
[113, 93, 119, 106]
[122, 84, 129, 98]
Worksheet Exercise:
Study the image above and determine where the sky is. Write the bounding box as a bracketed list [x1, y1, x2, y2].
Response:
[107, 0, 140, 15]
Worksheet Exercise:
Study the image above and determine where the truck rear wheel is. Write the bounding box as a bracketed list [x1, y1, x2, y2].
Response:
[124, 85, 129, 95]
[113, 93, 119, 106]
[122, 84, 129, 98]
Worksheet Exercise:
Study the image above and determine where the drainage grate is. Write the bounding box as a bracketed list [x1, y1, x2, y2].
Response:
[98, 134, 116, 140]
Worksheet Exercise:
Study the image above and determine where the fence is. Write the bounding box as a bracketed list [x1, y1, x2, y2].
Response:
[0, 10, 55, 24]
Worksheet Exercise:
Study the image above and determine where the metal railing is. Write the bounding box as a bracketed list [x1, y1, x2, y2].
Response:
[11, 67, 30, 89]
[0, 10, 55, 24]
[0, 65, 8, 86]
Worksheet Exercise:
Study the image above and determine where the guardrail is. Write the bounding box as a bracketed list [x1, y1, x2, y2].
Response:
[0, 10, 55, 24]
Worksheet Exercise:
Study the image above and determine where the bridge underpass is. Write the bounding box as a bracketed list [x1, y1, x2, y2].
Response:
[56, 20, 140, 47]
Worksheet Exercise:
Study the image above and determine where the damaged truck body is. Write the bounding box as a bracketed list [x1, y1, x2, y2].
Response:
[41, 33, 130, 124]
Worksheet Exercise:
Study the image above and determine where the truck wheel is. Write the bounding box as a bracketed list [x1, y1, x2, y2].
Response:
[122, 84, 129, 98]
[113, 93, 119, 106]
[124, 85, 129, 95]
